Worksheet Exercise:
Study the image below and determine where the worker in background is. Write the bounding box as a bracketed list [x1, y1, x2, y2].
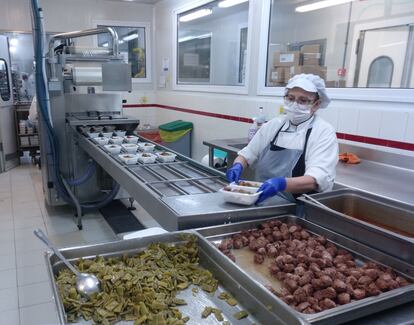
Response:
[226, 74, 338, 204]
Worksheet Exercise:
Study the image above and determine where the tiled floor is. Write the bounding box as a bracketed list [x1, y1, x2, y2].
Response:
[0, 161, 160, 325]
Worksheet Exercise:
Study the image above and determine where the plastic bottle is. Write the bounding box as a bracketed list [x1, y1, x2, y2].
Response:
[247, 118, 258, 142]
[256, 107, 267, 129]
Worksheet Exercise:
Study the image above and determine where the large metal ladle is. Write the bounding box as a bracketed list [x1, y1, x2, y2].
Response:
[301, 193, 338, 214]
[34, 229, 100, 297]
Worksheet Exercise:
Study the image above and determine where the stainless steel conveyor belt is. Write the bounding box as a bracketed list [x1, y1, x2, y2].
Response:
[73, 127, 295, 230]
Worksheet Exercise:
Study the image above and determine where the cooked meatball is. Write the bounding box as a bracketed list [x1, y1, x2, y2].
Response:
[302, 307, 315, 314]
[396, 276, 410, 287]
[300, 230, 311, 240]
[366, 283, 381, 296]
[333, 279, 347, 293]
[226, 252, 236, 262]
[218, 238, 232, 251]
[337, 292, 351, 305]
[233, 239, 243, 249]
[293, 287, 308, 303]
[257, 247, 266, 255]
[296, 301, 310, 312]
[319, 298, 336, 310]
[267, 245, 278, 257]
[272, 231, 283, 241]
[363, 268, 380, 281]
[281, 294, 295, 305]
[263, 227, 273, 235]
[294, 266, 306, 277]
[358, 275, 373, 286]
[315, 236, 327, 245]
[353, 288, 366, 300]
[266, 234, 275, 243]
[326, 246, 337, 257]
[284, 278, 299, 293]
[283, 263, 295, 273]
[346, 275, 358, 286]
[254, 253, 265, 264]
[302, 283, 314, 296]
[314, 287, 336, 300]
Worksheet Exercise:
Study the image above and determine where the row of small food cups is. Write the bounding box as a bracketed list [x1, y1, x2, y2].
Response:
[93, 134, 139, 146]
[118, 152, 176, 164]
[87, 130, 127, 138]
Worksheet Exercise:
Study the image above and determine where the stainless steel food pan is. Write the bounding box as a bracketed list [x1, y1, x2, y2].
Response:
[298, 188, 414, 264]
[44, 231, 306, 325]
[196, 215, 414, 325]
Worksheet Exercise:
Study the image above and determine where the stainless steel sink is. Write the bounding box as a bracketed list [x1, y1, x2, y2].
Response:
[229, 143, 247, 150]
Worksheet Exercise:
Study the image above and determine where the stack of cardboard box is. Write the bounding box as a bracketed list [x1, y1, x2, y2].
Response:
[269, 44, 327, 86]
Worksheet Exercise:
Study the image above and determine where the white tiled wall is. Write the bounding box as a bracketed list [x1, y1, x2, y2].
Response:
[356, 109, 381, 138]
[379, 111, 409, 142]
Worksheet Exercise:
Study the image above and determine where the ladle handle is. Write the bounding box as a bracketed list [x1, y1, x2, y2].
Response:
[34, 229, 80, 276]
[301, 194, 338, 214]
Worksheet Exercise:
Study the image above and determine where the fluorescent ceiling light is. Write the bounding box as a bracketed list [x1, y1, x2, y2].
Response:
[9, 46, 16, 53]
[119, 40, 125, 44]
[122, 33, 138, 41]
[218, 0, 248, 8]
[296, 0, 354, 13]
[178, 33, 212, 43]
[179, 8, 212, 22]
[10, 38, 18, 46]
[102, 42, 109, 47]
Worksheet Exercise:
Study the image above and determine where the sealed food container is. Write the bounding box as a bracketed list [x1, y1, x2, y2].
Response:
[138, 152, 157, 164]
[114, 130, 126, 137]
[124, 135, 139, 144]
[298, 188, 414, 264]
[138, 142, 156, 152]
[118, 153, 139, 165]
[121, 143, 138, 153]
[93, 137, 109, 145]
[103, 144, 121, 154]
[45, 232, 304, 325]
[110, 136, 124, 145]
[219, 184, 261, 206]
[156, 151, 177, 162]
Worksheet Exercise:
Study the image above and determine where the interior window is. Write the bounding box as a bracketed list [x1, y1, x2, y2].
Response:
[177, 0, 249, 86]
[367, 56, 393, 88]
[98, 25, 147, 79]
[265, 0, 414, 88]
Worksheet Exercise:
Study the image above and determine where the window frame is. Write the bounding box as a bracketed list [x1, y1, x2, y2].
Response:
[93, 20, 152, 84]
[257, 0, 414, 103]
[172, 0, 253, 94]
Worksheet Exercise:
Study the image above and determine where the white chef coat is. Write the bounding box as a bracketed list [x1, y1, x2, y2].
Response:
[238, 115, 338, 192]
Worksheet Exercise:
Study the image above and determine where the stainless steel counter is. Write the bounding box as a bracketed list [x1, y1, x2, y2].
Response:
[203, 138, 414, 206]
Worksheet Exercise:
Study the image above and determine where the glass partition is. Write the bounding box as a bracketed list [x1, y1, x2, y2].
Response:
[265, 0, 414, 88]
[177, 0, 249, 86]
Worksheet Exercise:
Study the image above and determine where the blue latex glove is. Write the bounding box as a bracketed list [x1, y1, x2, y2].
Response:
[226, 163, 243, 183]
[256, 177, 287, 204]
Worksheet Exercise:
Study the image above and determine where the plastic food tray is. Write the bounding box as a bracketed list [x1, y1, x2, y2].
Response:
[121, 143, 138, 153]
[103, 144, 122, 154]
[220, 184, 261, 206]
[156, 152, 177, 163]
[137, 153, 157, 164]
[118, 153, 139, 165]
[138, 142, 156, 152]
[124, 135, 139, 143]
[93, 137, 109, 145]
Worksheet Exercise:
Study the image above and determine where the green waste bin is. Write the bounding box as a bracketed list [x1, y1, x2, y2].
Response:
[159, 120, 193, 157]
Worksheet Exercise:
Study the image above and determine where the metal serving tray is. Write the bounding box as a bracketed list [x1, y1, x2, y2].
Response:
[196, 215, 414, 325]
[45, 231, 306, 325]
[298, 188, 414, 264]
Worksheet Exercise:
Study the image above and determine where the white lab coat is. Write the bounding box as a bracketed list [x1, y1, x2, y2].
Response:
[238, 115, 338, 192]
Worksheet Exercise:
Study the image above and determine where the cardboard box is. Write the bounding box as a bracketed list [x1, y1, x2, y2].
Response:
[302, 53, 321, 66]
[284, 65, 327, 83]
[325, 80, 346, 88]
[300, 44, 320, 54]
[269, 67, 285, 83]
[273, 51, 301, 67]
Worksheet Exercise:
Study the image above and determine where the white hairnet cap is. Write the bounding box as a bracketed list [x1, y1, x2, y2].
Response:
[285, 74, 331, 108]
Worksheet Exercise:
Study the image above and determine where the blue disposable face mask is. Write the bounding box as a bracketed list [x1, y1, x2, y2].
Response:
[284, 101, 313, 125]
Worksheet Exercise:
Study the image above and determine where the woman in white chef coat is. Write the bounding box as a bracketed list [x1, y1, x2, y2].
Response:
[226, 74, 338, 203]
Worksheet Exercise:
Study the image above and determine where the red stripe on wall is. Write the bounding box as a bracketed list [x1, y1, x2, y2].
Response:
[123, 104, 414, 151]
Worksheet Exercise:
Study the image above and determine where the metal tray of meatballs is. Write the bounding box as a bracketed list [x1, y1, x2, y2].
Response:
[196, 215, 414, 324]
[46, 231, 306, 325]
[298, 188, 414, 264]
